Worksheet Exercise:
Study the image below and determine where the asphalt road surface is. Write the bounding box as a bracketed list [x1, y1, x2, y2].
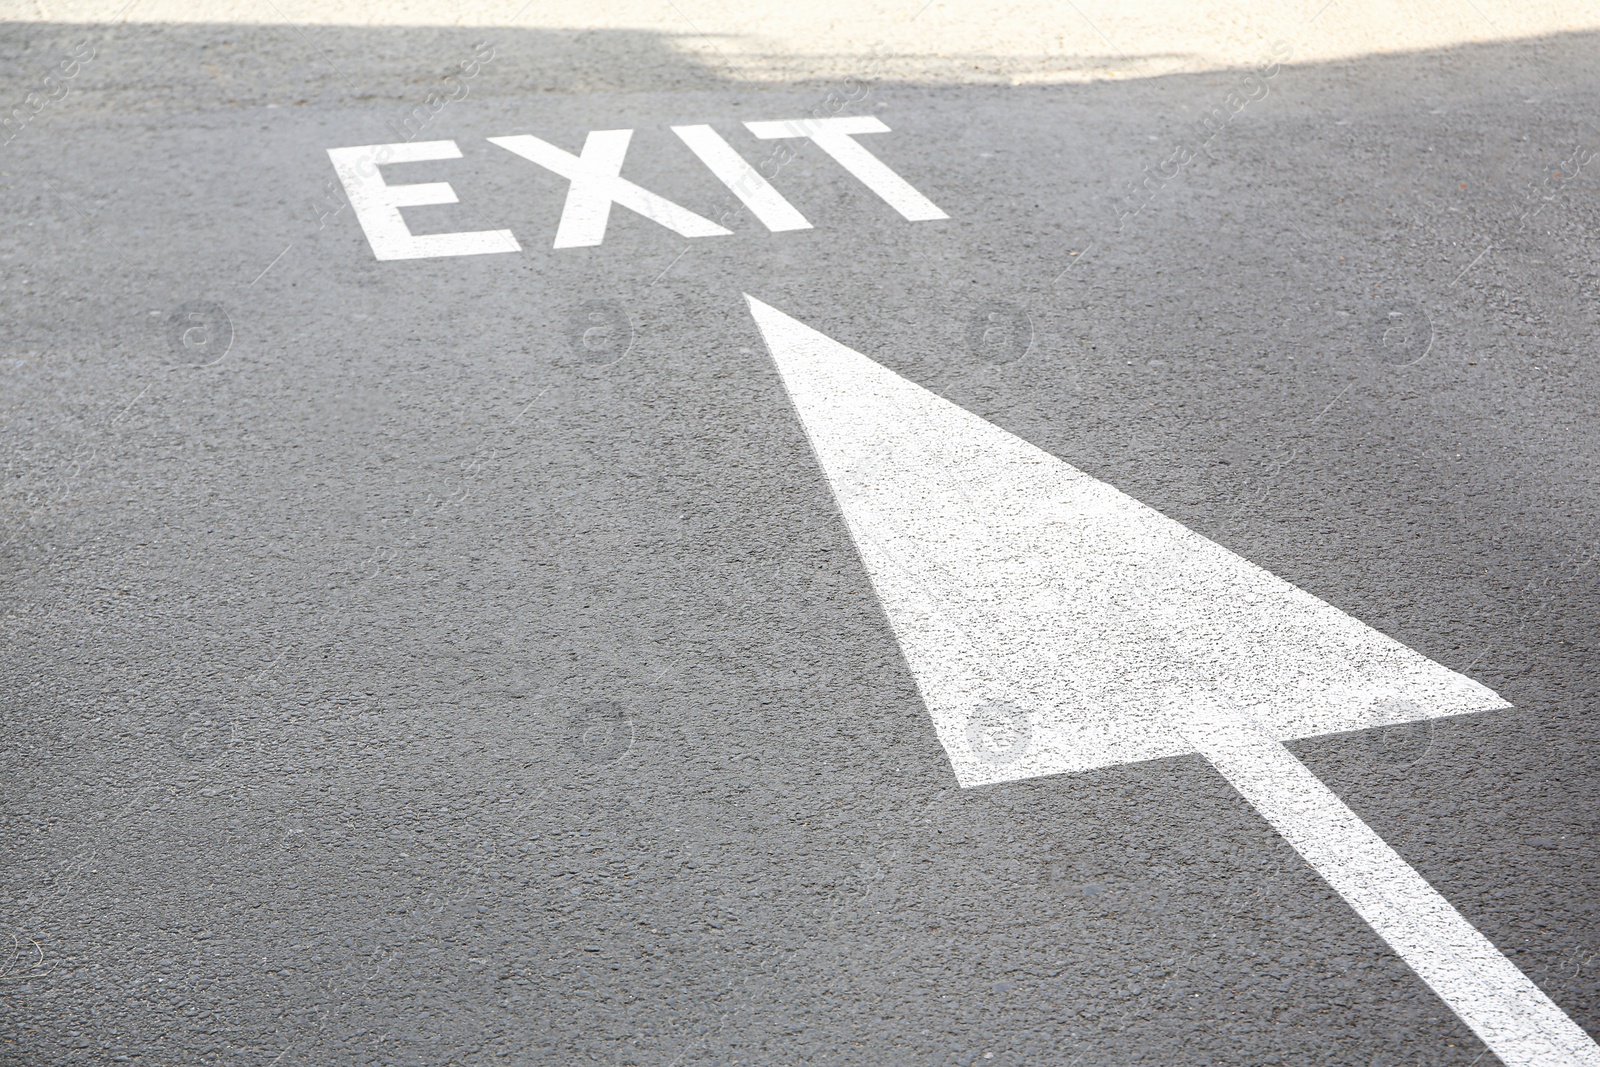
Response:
[2, 9, 1599, 1067]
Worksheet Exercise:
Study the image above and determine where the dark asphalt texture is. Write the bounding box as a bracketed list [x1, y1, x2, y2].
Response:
[2, 19, 1598, 1067]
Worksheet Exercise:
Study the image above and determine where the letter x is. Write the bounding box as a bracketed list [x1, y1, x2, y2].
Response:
[489, 130, 731, 248]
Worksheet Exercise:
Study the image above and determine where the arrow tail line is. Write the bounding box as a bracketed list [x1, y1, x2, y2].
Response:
[1178, 704, 1600, 1067]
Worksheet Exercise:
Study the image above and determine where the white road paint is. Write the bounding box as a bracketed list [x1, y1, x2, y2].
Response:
[746, 294, 1600, 1067]
[744, 295, 1501, 786]
[325, 141, 520, 261]
[743, 118, 948, 222]
[671, 124, 812, 232]
[488, 130, 732, 248]
[1179, 702, 1600, 1067]
[328, 120, 940, 256]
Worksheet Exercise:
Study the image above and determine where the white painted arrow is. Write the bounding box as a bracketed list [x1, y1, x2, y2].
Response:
[745, 294, 1600, 1067]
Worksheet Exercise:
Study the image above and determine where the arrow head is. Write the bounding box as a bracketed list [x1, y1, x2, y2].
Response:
[746, 294, 1507, 787]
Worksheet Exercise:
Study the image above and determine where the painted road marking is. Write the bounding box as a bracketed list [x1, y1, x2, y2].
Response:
[488, 130, 732, 249]
[746, 294, 1600, 1067]
[1179, 703, 1600, 1067]
[744, 117, 949, 221]
[327, 119, 945, 258]
[671, 124, 813, 232]
[324, 140, 520, 261]
[744, 296, 1501, 787]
